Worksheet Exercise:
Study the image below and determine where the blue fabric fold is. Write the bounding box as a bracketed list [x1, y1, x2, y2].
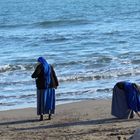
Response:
[124, 82, 140, 112]
[38, 57, 51, 88]
[44, 88, 55, 114]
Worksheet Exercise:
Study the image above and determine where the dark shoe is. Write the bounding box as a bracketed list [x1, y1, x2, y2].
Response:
[48, 114, 51, 120]
[40, 115, 43, 121]
[129, 111, 134, 119]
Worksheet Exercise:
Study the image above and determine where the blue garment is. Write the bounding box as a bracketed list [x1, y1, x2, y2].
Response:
[37, 89, 45, 115]
[44, 88, 55, 114]
[111, 84, 132, 119]
[37, 89, 55, 115]
[38, 57, 51, 88]
[124, 82, 140, 112]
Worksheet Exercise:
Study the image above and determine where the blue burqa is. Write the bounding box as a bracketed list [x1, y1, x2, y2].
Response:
[37, 57, 55, 114]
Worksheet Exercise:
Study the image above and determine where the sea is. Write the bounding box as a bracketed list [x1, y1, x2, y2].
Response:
[0, 0, 140, 111]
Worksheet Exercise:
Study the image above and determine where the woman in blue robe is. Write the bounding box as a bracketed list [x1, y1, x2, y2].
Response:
[32, 57, 59, 121]
[112, 81, 140, 119]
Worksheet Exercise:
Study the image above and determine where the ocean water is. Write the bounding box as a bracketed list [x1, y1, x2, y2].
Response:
[0, 0, 140, 110]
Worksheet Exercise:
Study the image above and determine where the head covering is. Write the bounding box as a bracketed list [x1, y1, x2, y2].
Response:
[38, 57, 51, 87]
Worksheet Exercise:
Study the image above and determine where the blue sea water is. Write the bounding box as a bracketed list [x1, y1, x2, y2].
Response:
[0, 0, 140, 110]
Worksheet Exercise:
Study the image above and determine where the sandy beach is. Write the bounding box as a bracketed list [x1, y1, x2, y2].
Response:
[0, 100, 139, 140]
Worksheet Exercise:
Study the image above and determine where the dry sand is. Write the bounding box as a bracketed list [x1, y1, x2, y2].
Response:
[0, 100, 139, 140]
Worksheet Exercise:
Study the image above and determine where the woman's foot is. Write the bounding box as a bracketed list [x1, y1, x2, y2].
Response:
[40, 114, 43, 121]
[48, 114, 51, 120]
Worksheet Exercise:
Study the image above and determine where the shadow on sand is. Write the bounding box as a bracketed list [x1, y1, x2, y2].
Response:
[0, 117, 139, 131]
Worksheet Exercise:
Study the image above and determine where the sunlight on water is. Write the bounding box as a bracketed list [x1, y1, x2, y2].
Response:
[0, 0, 140, 110]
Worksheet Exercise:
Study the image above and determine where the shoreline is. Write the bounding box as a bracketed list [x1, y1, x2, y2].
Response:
[0, 99, 139, 140]
[0, 99, 105, 112]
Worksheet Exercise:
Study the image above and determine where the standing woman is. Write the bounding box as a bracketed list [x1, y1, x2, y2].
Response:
[32, 57, 59, 121]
